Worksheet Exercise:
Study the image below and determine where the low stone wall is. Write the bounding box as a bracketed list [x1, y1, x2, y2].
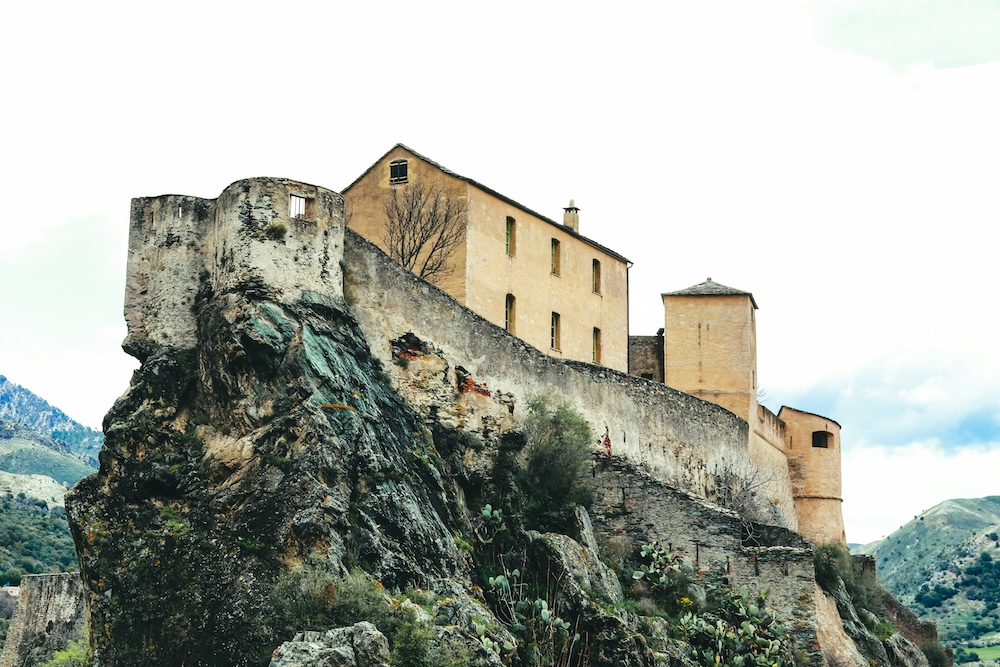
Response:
[0, 573, 86, 667]
[585, 453, 823, 667]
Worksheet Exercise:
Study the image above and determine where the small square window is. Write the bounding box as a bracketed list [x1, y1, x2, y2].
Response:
[390, 159, 408, 184]
[812, 431, 831, 448]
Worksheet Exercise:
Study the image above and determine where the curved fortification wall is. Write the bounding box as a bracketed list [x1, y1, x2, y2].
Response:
[344, 231, 784, 513]
[124, 178, 344, 359]
[0, 573, 86, 667]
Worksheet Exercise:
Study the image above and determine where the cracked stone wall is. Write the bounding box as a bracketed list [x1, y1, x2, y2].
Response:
[0, 573, 86, 667]
[344, 230, 798, 520]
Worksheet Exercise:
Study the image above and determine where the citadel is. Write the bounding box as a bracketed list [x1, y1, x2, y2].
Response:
[5, 145, 890, 667]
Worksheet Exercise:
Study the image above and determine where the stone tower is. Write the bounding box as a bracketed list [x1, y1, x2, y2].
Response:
[661, 278, 759, 425]
[781, 407, 846, 545]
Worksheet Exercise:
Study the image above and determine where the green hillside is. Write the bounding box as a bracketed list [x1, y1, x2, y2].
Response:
[858, 496, 1000, 644]
[0, 433, 95, 485]
[0, 375, 103, 459]
[0, 491, 79, 651]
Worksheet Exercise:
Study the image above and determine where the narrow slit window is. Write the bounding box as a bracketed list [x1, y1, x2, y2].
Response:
[812, 431, 831, 448]
[593, 327, 602, 364]
[592, 259, 602, 294]
[290, 195, 306, 218]
[389, 159, 408, 184]
[551, 312, 561, 350]
[551, 239, 561, 275]
[506, 216, 516, 256]
[505, 294, 516, 333]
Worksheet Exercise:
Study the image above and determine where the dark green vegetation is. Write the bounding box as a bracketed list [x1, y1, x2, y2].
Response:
[518, 395, 596, 533]
[858, 497, 1000, 644]
[0, 376, 103, 460]
[269, 563, 469, 667]
[0, 492, 77, 583]
[0, 492, 79, 651]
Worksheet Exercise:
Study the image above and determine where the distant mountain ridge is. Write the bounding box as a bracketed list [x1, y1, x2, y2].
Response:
[0, 375, 103, 459]
[858, 496, 1000, 644]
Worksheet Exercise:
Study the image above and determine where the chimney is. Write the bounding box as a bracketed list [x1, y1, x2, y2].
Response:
[563, 199, 579, 232]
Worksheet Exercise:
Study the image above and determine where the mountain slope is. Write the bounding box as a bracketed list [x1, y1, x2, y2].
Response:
[0, 376, 103, 459]
[0, 422, 95, 486]
[858, 496, 1000, 642]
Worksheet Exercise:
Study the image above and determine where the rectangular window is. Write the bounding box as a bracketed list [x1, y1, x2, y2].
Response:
[505, 294, 515, 333]
[593, 328, 602, 364]
[506, 216, 516, 256]
[290, 195, 306, 218]
[550, 312, 561, 350]
[812, 431, 831, 448]
[389, 159, 408, 184]
[592, 259, 602, 294]
[550, 239, 561, 275]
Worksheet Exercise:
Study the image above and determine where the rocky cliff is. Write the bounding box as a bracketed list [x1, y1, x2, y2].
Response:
[63, 177, 937, 667]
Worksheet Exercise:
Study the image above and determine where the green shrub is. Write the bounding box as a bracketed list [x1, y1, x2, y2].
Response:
[678, 586, 792, 667]
[519, 396, 594, 532]
[38, 638, 91, 667]
[264, 222, 287, 240]
[920, 642, 949, 667]
[269, 559, 392, 639]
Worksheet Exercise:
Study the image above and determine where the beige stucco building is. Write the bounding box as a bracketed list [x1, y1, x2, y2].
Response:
[343, 145, 630, 372]
[630, 278, 847, 546]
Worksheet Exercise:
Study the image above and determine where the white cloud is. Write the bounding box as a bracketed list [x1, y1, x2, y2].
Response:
[843, 440, 1000, 544]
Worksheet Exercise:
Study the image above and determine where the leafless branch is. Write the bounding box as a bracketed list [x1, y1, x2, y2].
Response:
[382, 181, 468, 283]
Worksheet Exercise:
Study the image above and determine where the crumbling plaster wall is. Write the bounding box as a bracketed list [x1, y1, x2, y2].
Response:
[345, 231, 792, 511]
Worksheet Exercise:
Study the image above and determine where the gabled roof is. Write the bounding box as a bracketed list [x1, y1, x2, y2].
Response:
[343, 143, 631, 265]
[662, 278, 758, 309]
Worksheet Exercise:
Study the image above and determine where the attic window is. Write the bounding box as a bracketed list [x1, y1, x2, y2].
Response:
[812, 431, 831, 448]
[551, 239, 561, 275]
[592, 259, 602, 294]
[290, 195, 306, 218]
[390, 159, 408, 184]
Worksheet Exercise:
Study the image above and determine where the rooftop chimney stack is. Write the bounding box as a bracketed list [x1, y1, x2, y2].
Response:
[563, 199, 579, 232]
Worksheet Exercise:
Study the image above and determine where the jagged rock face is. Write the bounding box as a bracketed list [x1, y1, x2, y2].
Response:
[66, 289, 466, 667]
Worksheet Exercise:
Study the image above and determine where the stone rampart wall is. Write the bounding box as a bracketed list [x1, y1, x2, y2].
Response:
[0, 573, 86, 667]
[344, 231, 784, 505]
[124, 178, 344, 359]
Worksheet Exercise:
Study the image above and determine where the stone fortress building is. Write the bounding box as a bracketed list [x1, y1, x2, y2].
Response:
[345, 145, 846, 546]
[125, 149, 844, 547]
[344, 145, 630, 373]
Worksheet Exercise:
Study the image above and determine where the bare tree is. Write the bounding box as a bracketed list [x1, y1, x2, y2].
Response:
[382, 181, 468, 283]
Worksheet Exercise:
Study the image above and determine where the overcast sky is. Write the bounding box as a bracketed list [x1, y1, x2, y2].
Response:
[2, 0, 998, 544]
